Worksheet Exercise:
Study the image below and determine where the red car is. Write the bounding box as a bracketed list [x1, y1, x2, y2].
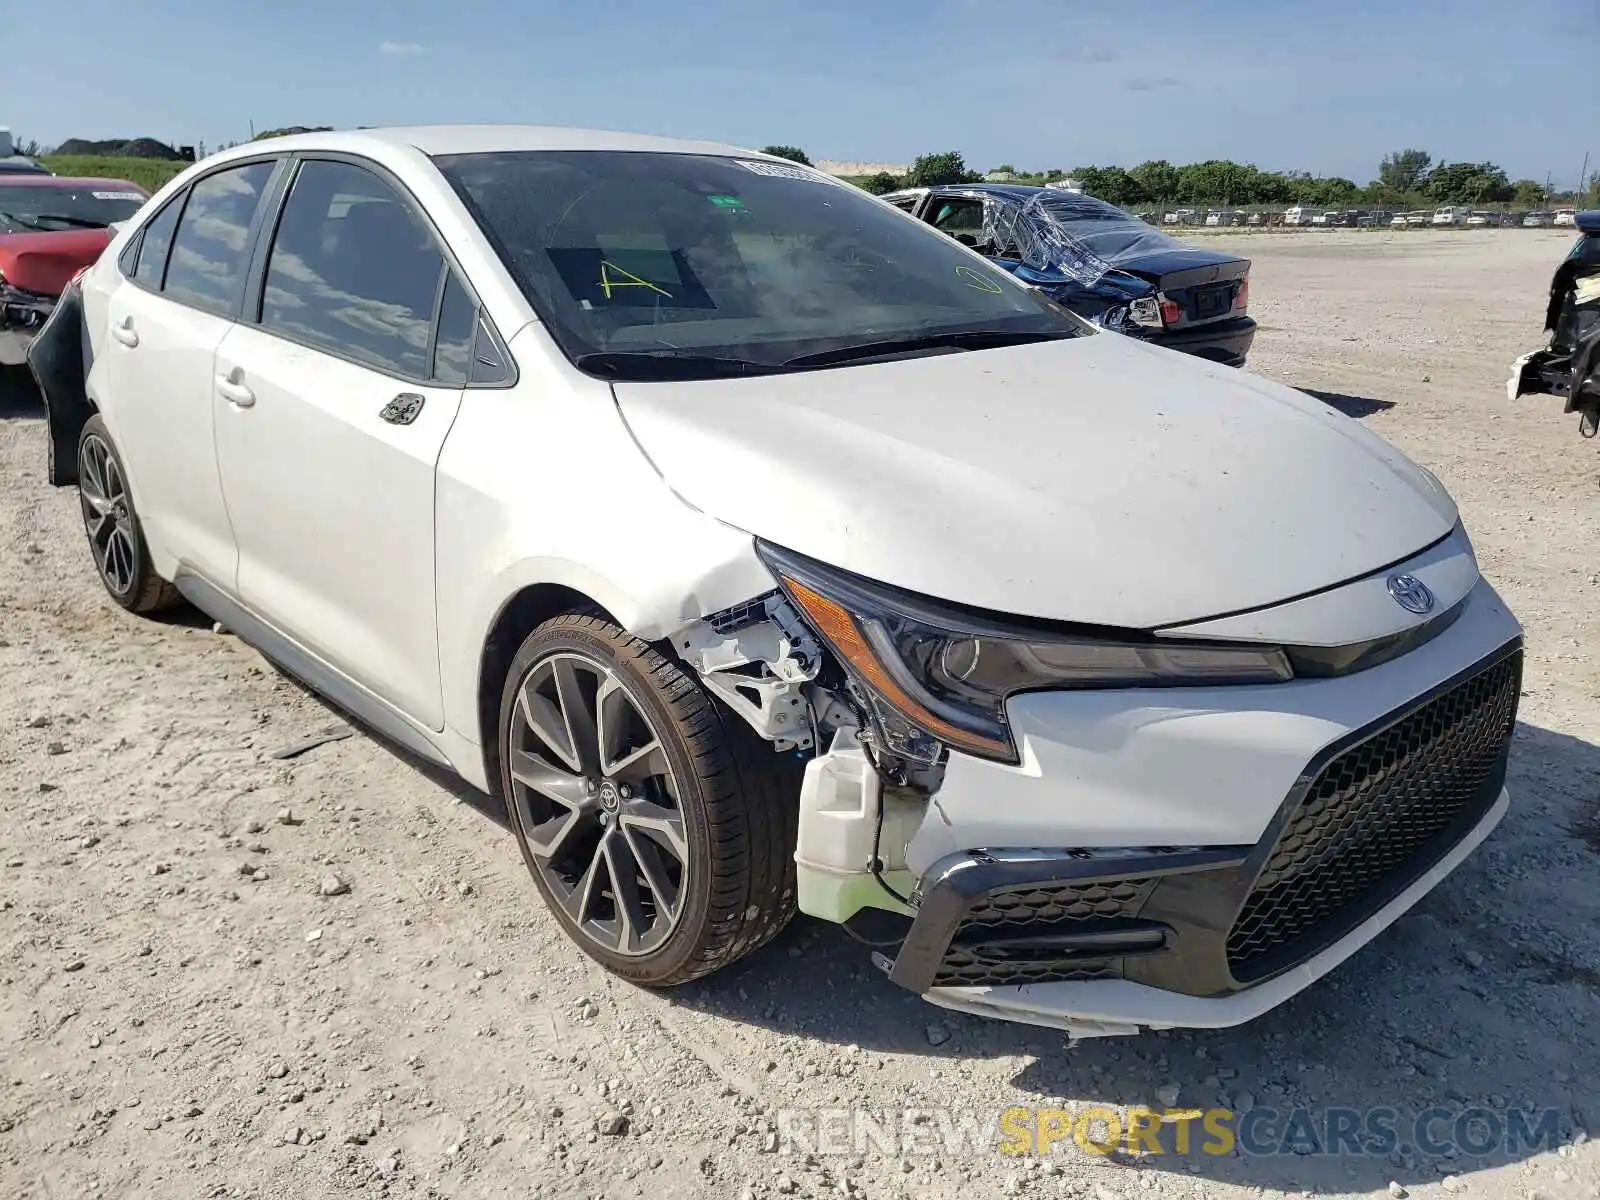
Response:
[0, 174, 149, 366]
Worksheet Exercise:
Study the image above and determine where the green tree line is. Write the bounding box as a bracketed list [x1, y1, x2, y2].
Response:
[823, 147, 1587, 209]
[18, 134, 1596, 210]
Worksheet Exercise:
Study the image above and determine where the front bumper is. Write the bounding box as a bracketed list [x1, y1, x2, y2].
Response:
[881, 576, 1522, 1033]
[916, 789, 1507, 1036]
[1, 283, 54, 366]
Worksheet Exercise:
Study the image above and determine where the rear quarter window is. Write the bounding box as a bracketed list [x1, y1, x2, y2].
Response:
[130, 196, 185, 288]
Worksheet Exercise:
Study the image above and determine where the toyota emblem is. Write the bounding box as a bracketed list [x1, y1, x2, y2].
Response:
[1386, 573, 1435, 615]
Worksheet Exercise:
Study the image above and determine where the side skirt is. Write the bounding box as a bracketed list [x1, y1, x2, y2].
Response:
[174, 573, 453, 770]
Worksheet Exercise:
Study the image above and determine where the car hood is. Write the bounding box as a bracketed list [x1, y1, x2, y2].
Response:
[612, 332, 1457, 629]
[0, 227, 114, 296]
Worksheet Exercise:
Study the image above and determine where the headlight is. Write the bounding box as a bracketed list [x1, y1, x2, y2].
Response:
[760, 543, 1292, 765]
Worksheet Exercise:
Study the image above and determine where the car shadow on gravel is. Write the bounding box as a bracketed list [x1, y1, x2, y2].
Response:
[262, 666, 513, 822]
[661, 719, 1598, 1195]
[1303, 388, 1398, 418]
[0, 365, 45, 419]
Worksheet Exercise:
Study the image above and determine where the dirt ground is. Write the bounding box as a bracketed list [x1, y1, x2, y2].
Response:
[1, 229, 1597, 1200]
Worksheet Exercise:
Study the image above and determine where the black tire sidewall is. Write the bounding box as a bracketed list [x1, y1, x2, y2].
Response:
[77, 414, 158, 611]
[497, 616, 723, 986]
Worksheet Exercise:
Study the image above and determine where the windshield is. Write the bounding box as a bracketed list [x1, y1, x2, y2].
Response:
[0, 184, 147, 233]
[435, 151, 1085, 377]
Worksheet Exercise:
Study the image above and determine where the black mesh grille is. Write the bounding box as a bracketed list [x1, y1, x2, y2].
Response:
[932, 877, 1156, 988]
[934, 947, 1122, 987]
[1227, 651, 1520, 980]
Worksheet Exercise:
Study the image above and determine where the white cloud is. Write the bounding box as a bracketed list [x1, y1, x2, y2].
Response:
[379, 41, 425, 57]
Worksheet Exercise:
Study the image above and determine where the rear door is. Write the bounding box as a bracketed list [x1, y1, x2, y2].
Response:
[211, 156, 470, 730]
[97, 159, 281, 585]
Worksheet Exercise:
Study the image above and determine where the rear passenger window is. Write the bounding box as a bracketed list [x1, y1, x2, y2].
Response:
[163, 162, 274, 316]
[432, 271, 475, 385]
[260, 160, 442, 378]
[132, 196, 183, 288]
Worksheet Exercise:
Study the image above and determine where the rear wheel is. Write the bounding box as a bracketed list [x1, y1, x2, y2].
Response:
[77, 415, 179, 614]
[498, 613, 800, 986]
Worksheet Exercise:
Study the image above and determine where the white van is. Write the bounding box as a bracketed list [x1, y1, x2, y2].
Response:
[1283, 206, 1310, 226]
[1431, 205, 1472, 227]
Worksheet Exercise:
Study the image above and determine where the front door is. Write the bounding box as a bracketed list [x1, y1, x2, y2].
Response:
[212, 158, 466, 730]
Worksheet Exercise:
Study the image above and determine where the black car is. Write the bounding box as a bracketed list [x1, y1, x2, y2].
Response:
[1509, 210, 1600, 442]
[882, 184, 1256, 366]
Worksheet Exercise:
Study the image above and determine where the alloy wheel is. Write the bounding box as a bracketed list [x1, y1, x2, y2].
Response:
[507, 651, 688, 956]
[78, 433, 138, 597]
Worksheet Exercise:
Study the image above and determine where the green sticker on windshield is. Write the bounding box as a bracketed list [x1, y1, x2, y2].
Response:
[707, 194, 746, 210]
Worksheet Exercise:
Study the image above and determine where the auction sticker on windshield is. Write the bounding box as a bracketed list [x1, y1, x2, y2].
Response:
[92, 191, 146, 202]
[734, 160, 836, 183]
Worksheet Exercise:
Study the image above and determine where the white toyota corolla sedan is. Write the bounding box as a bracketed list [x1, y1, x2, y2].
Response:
[31, 126, 1521, 1037]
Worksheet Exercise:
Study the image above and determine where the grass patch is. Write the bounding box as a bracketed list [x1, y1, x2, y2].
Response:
[40, 156, 189, 192]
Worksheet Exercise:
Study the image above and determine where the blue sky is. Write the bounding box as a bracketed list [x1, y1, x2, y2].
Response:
[10, 0, 1597, 185]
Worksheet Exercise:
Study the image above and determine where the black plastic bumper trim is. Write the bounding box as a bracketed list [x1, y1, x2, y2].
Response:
[887, 847, 1249, 993]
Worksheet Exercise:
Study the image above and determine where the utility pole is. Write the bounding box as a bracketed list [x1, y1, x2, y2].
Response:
[1579, 152, 1592, 204]
[249, 119, 256, 140]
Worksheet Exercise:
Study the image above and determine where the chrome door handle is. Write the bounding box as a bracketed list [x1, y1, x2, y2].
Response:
[215, 373, 256, 408]
[111, 317, 139, 348]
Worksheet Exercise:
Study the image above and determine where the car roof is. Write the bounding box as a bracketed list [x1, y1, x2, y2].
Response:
[901, 182, 1052, 200]
[209, 124, 768, 162]
[0, 174, 145, 191]
[887, 183, 1127, 206]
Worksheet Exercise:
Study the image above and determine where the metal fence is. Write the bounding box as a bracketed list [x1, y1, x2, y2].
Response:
[1138, 205, 1579, 231]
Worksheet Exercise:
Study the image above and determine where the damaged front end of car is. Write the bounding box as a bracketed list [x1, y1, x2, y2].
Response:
[1508, 210, 1600, 444]
[664, 518, 1520, 1039]
[0, 273, 56, 367]
[672, 573, 932, 926]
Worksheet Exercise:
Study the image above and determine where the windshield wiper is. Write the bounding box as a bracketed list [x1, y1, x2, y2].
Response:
[29, 214, 109, 229]
[0, 211, 107, 231]
[781, 328, 1077, 368]
[573, 350, 786, 381]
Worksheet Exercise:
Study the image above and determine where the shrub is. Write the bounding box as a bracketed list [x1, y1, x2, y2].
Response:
[41, 156, 189, 192]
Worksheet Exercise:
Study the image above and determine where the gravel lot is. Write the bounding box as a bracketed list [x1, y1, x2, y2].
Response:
[1, 229, 1597, 1200]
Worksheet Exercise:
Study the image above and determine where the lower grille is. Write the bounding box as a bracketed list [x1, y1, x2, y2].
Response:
[1227, 650, 1520, 981]
[932, 877, 1157, 988]
[935, 946, 1121, 987]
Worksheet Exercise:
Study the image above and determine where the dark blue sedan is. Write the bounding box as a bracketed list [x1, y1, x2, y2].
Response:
[883, 183, 1256, 366]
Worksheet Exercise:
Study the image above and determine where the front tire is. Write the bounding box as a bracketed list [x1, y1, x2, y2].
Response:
[76, 415, 179, 614]
[497, 613, 800, 986]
